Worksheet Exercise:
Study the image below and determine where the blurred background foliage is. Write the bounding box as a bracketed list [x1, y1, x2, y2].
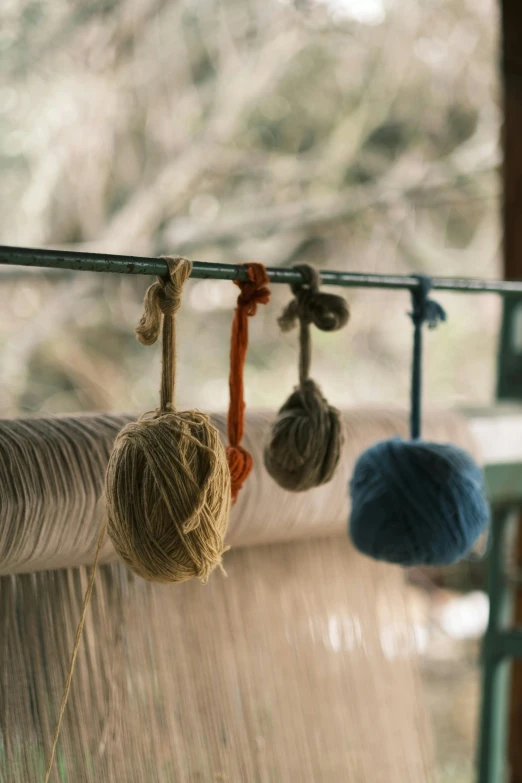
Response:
[0, 0, 500, 419]
[0, 2, 501, 780]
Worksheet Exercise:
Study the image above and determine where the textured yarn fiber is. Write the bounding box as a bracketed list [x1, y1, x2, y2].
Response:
[264, 264, 349, 492]
[105, 257, 230, 583]
[227, 263, 270, 503]
[350, 438, 489, 566]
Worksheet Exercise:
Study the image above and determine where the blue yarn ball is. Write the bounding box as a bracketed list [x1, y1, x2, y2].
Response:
[349, 438, 489, 566]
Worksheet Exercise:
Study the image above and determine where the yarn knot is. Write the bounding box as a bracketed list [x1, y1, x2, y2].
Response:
[235, 264, 271, 315]
[409, 275, 446, 330]
[156, 277, 183, 317]
[226, 444, 253, 503]
[136, 256, 192, 345]
[279, 263, 349, 334]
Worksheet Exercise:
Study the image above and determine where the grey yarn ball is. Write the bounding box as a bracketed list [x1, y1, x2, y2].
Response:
[264, 378, 343, 492]
[264, 263, 349, 493]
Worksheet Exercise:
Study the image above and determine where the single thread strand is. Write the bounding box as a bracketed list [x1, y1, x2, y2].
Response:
[410, 320, 423, 441]
[136, 256, 192, 411]
[298, 316, 311, 389]
[161, 312, 175, 412]
[43, 523, 106, 783]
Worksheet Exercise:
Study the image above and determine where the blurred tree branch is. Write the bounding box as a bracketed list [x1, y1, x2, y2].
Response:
[0, 0, 501, 419]
[162, 159, 498, 250]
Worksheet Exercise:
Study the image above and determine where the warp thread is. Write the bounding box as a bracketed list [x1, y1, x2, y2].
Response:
[106, 256, 231, 582]
[43, 526, 106, 783]
[349, 275, 489, 566]
[264, 264, 349, 492]
[227, 263, 270, 503]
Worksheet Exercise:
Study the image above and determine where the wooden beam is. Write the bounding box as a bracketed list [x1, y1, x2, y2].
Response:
[501, 2, 522, 780]
[502, 1, 522, 281]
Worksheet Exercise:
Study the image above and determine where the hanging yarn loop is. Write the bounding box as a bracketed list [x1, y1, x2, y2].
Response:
[136, 260, 187, 345]
[349, 274, 489, 567]
[409, 275, 446, 331]
[264, 263, 349, 492]
[106, 256, 231, 584]
[408, 275, 447, 441]
[227, 263, 270, 503]
[280, 264, 349, 331]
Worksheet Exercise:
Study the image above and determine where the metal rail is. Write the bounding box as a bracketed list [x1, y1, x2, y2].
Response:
[2, 244, 522, 295]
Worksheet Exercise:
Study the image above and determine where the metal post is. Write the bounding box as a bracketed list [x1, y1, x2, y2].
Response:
[478, 509, 514, 783]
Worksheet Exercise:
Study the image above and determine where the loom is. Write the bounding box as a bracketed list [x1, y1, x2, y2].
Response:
[1, 407, 477, 782]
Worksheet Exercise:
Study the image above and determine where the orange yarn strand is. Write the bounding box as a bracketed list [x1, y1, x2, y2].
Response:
[227, 263, 270, 502]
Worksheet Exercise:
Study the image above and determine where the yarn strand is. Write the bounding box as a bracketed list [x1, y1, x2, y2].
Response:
[410, 313, 423, 441]
[409, 276, 447, 441]
[136, 255, 191, 411]
[298, 315, 312, 388]
[226, 263, 270, 503]
[160, 310, 176, 412]
[44, 523, 106, 783]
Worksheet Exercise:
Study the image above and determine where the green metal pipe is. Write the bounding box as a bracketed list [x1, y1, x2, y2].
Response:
[3, 244, 522, 295]
[477, 509, 513, 783]
[492, 629, 522, 660]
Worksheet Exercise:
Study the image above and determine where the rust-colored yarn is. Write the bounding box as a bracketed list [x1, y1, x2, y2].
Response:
[227, 263, 271, 503]
[105, 256, 231, 583]
[264, 264, 349, 492]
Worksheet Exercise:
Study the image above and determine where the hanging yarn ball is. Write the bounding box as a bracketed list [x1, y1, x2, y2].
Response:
[349, 438, 490, 566]
[226, 263, 270, 503]
[105, 257, 230, 584]
[349, 276, 489, 567]
[264, 264, 349, 492]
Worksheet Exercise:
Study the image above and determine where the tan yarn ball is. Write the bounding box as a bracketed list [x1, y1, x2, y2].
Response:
[106, 410, 230, 583]
[105, 257, 231, 583]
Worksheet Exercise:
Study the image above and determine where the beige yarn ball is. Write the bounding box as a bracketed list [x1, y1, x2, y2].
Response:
[106, 410, 230, 583]
[105, 257, 230, 583]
